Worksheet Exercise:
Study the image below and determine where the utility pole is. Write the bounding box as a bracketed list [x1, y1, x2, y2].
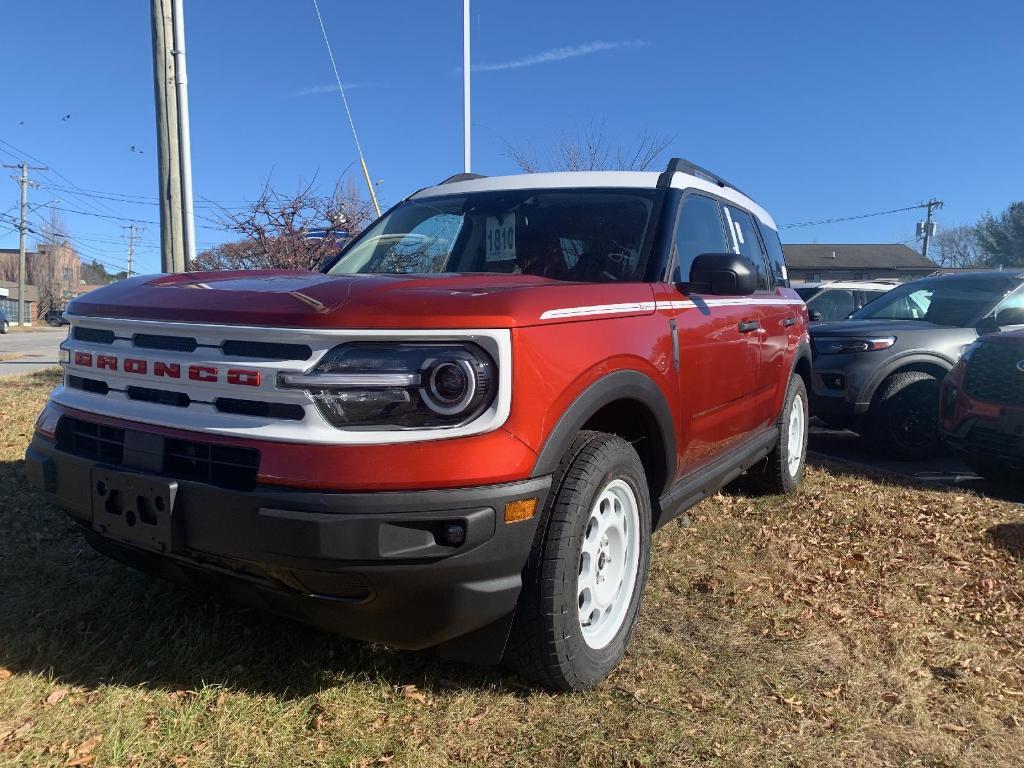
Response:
[3, 161, 47, 326]
[463, 0, 471, 173]
[122, 224, 143, 278]
[918, 198, 944, 261]
[171, 0, 197, 267]
[150, 0, 185, 273]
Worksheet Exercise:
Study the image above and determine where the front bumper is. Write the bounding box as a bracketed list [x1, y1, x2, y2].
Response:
[25, 432, 550, 657]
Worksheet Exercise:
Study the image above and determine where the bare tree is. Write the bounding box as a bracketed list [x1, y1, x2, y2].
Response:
[933, 224, 984, 269]
[506, 122, 672, 173]
[194, 177, 376, 271]
[30, 208, 80, 315]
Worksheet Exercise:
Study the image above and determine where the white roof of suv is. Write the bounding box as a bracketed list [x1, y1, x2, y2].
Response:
[412, 169, 778, 230]
[797, 280, 900, 292]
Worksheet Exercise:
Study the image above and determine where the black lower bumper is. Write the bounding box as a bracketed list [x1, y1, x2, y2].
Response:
[942, 417, 1024, 465]
[25, 434, 550, 660]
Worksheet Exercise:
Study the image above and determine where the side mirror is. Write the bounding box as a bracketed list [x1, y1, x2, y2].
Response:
[686, 253, 757, 296]
[996, 306, 1024, 327]
[808, 309, 823, 322]
[976, 315, 1000, 335]
[319, 253, 339, 273]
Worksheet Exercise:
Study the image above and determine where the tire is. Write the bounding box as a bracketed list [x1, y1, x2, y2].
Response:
[504, 430, 652, 691]
[865, 371, 943, 461]
[0, 321, 7, 334]
[745, 374, 809, 495]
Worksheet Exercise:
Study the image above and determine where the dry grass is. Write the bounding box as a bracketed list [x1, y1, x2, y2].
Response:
[1, 369, 1022, 767]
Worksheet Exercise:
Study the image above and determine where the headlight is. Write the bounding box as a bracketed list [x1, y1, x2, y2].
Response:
[279, 342, 496, 429]
[813, 336, 896, 354]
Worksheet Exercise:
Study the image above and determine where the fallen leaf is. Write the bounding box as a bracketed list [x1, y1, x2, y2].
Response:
[0, 719, 33, 743]
[66, 733, 102, 766]
[45, 688, 70, 707]
[401, 685, 427, 704]
[0, 669, 11, 682]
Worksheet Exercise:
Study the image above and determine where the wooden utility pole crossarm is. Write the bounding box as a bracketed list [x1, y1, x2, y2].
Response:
[3, 161, 48, 325]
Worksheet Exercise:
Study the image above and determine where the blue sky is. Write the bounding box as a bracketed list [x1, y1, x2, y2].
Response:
[1, 0, 1022, 275]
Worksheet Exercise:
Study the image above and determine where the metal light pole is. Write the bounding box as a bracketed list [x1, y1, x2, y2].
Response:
[463, 0, 471, 173]
[171, 0, 197, 268]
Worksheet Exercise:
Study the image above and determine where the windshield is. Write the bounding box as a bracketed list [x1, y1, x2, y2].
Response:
[850, 276, 1018, 326]
[326, 188, 658, 282]
[795, 286, 821, 301]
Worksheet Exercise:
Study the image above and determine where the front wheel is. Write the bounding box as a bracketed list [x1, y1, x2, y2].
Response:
[504, 431, 651, 691]
[745, 374, 809, 494]
[866, 371, 943, 460]
[0, 320, 8, 334]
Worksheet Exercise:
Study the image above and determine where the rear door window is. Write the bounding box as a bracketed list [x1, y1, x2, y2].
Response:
[672, 194, 729, 282]
[722, 204, 771, 291]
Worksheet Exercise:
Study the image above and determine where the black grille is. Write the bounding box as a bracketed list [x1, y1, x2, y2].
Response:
[164, 439, 260, 491]
[126, 386, 191, 408]
[56, 417, 259, 491]
[73, 327, 115, 344]
[133, 333, 198, 352]
[968, 426, 1021, 454]
[215, 397, 305, 421]
[963, 341, 1024, 405]
[67, 375, 110, 395]
[56, 418, 125, 464]
[222, 340, 312, 361]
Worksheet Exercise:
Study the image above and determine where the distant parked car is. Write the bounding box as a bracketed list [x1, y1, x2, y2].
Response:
[810, 271, 1024, 459]
[796, 280, 897, 322]
[940, 329, 1024, 482]
[0, 308, 8, 334]
[44, 309, 69, 327]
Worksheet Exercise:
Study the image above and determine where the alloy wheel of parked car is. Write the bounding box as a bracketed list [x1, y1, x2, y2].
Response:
[867, 371, 942, 460]
[0, 320, 8, 334]
[505, 430, 652, 691]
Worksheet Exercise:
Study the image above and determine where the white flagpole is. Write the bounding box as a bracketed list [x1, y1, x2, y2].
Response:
[463, 0, 471, 173]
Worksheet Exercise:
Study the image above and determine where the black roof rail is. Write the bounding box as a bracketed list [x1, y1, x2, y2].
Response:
[439, 172, 487, 185]
[656, 157, 748, 198]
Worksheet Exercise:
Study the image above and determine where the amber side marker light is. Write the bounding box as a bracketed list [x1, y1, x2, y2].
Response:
[504, 498, 537, 524]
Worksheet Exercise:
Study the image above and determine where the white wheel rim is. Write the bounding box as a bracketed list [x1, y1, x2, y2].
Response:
[787, 393, 806, 477]
[577, 478, 641, 650]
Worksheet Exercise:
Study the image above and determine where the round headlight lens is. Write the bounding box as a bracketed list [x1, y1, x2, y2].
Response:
[423, 355, 488, 415]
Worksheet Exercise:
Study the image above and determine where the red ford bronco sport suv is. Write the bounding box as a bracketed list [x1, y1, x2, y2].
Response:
[26, 159, 810, 690]
[940, 329, 1024, 481]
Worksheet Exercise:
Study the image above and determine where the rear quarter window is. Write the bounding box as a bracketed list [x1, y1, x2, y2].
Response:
[756, 220, 789, 287]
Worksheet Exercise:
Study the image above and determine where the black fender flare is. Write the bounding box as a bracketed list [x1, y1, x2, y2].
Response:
[531, 369, 677, 497]
[857, 351, 955, 407]
[791, 337, 812, 381]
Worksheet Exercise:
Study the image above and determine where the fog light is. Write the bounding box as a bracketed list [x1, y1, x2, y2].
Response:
[441, 522, 466, 546]
[822, 373, 845, 390]
[504, 498, 537, 524]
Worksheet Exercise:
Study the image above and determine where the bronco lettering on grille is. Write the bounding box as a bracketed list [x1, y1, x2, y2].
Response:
[72, 354, 260, 386]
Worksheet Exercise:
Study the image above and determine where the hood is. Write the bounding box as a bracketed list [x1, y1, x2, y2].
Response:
[66, 270, 657, 329]
[811, 319, 959, 336]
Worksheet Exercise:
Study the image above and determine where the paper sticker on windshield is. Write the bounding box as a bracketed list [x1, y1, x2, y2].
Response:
[486, 215, 516, 262]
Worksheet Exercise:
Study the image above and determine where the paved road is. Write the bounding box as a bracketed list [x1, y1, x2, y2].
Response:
[809, 420, 1024, 504]
[0, 328, 66, 377]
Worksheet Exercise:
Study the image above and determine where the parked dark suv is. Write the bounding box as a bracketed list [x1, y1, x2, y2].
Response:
[810, 271, 1024, 459]
[940, 329, 1024, 480]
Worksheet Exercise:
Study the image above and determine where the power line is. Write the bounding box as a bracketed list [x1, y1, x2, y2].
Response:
[780, 204, 926, 230]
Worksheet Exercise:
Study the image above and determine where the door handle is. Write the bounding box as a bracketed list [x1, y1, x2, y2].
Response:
[781, 317, 799, 327]
[738, 320, 761, 333]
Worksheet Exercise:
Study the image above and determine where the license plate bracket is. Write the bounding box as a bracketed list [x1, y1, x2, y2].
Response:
[91, 468, 179, 553]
